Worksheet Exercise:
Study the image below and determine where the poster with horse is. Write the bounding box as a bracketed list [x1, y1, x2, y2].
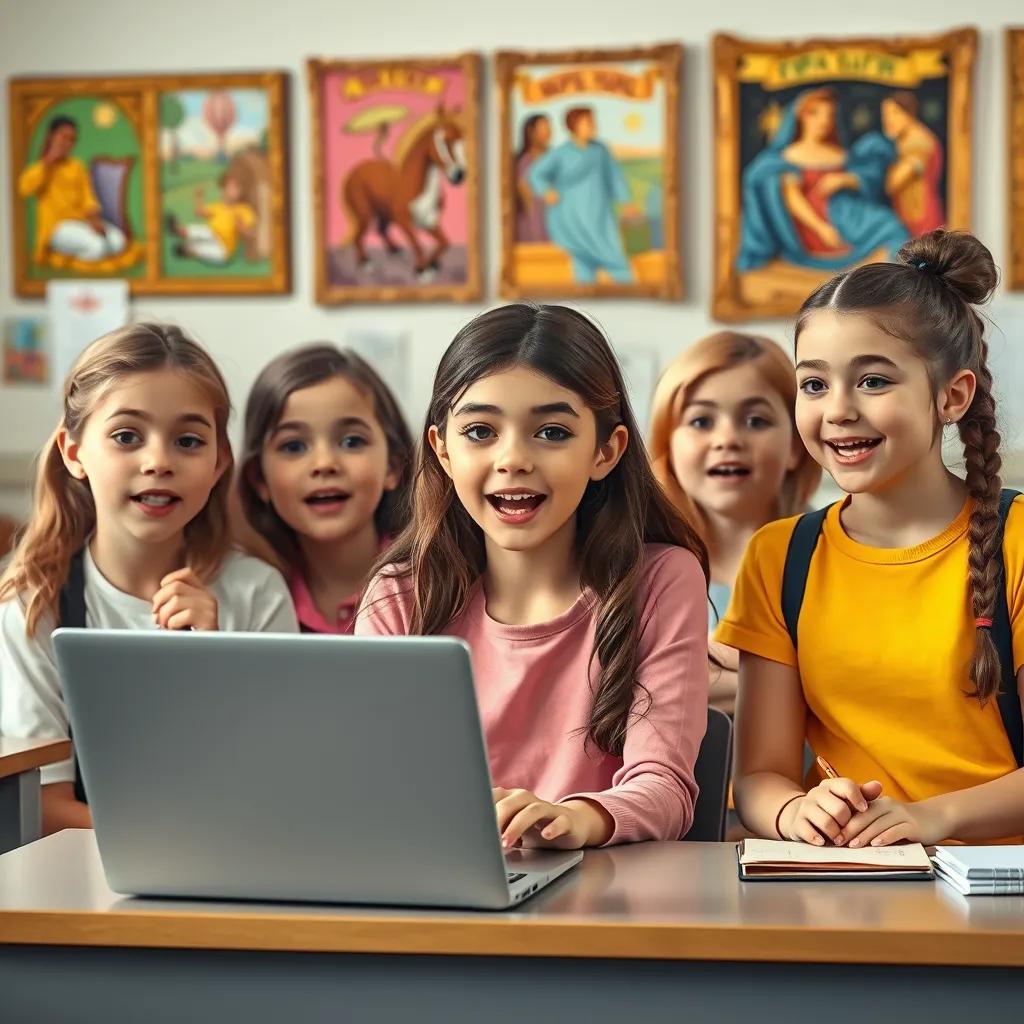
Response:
[309, 54, 481, 304]
[496, 44, 682, 301]
[712, 28, 976, 321]
[9, 72, 290, 297]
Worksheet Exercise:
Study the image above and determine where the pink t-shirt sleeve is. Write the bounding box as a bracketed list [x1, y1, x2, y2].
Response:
[562, 547, 709, 843]
[354, 568, 414, 636]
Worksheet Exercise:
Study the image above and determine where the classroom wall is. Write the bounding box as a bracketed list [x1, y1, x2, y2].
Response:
[2, 0, 1023, 517]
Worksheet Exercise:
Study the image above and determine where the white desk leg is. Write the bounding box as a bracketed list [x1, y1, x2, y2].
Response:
[0, 767, 41, 853]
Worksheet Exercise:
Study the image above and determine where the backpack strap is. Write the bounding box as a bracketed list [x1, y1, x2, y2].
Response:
[993, 489, 1023, 768]
[57, 549, 88, 804]
[780, 505, 833, 651]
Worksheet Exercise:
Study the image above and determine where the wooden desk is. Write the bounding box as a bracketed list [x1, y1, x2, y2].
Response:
[0, 737, 71, 854]
[1, 832, 1023, 1022]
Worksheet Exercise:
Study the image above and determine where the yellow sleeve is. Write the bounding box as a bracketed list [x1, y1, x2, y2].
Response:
[17, 160, 48, 197]
[713, 515, 800, 668]
[1001, 495, 1024, 675]
[236, 203, 256, 228]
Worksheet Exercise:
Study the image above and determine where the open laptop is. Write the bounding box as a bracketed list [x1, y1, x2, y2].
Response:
[52, 630, 582, 909]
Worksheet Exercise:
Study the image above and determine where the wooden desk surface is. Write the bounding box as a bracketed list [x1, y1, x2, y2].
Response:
[1, 830, 1023, 966]
[0, 738, 71, 781]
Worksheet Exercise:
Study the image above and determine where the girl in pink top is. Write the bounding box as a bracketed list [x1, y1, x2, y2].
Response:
[357, 303, 710, 847]
[236, 345, 413, 634]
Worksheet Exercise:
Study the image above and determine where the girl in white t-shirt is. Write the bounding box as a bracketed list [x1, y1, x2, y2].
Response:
[0, 322, 297, 835]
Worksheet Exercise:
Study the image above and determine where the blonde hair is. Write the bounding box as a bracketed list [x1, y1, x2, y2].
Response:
[0, 322, 234, 637]
[648, 331, 821, 545]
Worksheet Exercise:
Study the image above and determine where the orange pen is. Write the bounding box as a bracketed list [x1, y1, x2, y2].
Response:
[816, 755, 839, 780]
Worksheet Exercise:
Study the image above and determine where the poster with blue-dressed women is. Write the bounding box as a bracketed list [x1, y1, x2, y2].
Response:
[712, 28, 976, 321]
[497, 44, 682, 300]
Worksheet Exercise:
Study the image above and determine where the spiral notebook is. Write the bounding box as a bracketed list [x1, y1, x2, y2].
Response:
[737, 838, 934, 882]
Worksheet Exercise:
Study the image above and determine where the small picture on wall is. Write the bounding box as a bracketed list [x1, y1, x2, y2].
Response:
[10, 72, 290, 296]
[712, 28, 977, 321]
[496, 44, 683, 300]
[1009, 28, 1024, 290]
[3, 318, 48, 385]
[308, 54, 482, 304]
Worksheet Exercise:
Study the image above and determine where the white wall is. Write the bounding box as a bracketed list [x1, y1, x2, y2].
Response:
[2, 0, 1023, 517]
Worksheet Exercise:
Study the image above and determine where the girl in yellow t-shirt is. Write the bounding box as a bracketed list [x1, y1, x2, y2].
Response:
[717, 229, 1024, 847]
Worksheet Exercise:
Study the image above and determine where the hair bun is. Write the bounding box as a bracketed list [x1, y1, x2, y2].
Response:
[897, 229, 998, 305]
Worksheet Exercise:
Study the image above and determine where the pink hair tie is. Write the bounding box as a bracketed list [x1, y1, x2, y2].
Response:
[975, 617, 994, 629]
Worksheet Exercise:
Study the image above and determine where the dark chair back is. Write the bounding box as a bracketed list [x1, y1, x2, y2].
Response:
[684, 707, 733, 842]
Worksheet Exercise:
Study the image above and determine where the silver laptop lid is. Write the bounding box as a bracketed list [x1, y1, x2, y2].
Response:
[54, 630, 526, 909]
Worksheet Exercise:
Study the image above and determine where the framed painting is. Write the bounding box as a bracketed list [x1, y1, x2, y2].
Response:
[9, 72, 290, 297]
[308, 54, 481, 305]
[1009, 29, 1024, 290]
[496, 44, 682, 300]
[712, 28, 977, 321]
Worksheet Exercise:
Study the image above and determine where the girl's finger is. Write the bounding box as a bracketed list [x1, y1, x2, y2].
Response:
[816, 792, 854, 828]
[494, 790, 535, 830]
[151, 581, 196, 612]
[824, 778, 868, 813]
[870, 824, 912, 847]
[804, 804, 843, 843]
[790, 811, 826, 846]
[540, 814, 573, 841]
[166, 610, 196, 631]
[159, 567, 199, 588]
[847, 813, 899, 848]
[502, 803, 555, 849]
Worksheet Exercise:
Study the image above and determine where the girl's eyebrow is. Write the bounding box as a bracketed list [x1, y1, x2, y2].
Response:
[270, 419, 309, 436]
[796, 354, 900, 373]
[105, 407, 212, 429]
[687, 396, 774, 410]
[272, 416, 372, 437]
[452, 401, 579, 418]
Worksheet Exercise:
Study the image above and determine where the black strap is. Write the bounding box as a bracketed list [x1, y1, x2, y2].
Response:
[780, 504, 832, 650]
[994, 490, 1023, 767]
[57, 549, 88, 804]
[781, 491, 1023, 768]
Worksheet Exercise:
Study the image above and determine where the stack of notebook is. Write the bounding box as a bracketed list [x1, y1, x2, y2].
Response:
[737, 838, 934, 881]
[932, 847, 1024, 895]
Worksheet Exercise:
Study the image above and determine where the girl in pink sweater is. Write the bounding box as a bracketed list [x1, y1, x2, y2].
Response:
[356, 303, 710, 848]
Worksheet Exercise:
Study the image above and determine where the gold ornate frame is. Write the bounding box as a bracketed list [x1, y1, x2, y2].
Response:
[10, 72, 290, 297]
[496, 43, 683, 301]
[712, 28, 977, 321]
[308, 53, 482, 305]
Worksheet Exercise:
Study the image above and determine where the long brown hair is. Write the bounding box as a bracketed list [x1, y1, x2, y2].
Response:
[0, 322, 234, 637]
[648, 331, 821, 548]
[795, 229, 1001, 702]
[237, 344, 414, 574]
[377, 303, 709, 757]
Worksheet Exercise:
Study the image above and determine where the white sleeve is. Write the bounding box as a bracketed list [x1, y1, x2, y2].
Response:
[214, 555, 299, 634]
[249, 564, 299, 633]
[0, 598, 75, 785]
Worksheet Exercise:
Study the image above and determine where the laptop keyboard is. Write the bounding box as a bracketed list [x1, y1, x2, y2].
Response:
[507, 872, 526, 883]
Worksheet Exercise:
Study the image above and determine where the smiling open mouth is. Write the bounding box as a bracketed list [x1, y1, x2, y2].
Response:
[130, 493, 180, 507]
[486, 492, 547, 517]
[708, 465, 751, 478]
[826, 438, 882, 456]
[304, 490, 350, 506]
